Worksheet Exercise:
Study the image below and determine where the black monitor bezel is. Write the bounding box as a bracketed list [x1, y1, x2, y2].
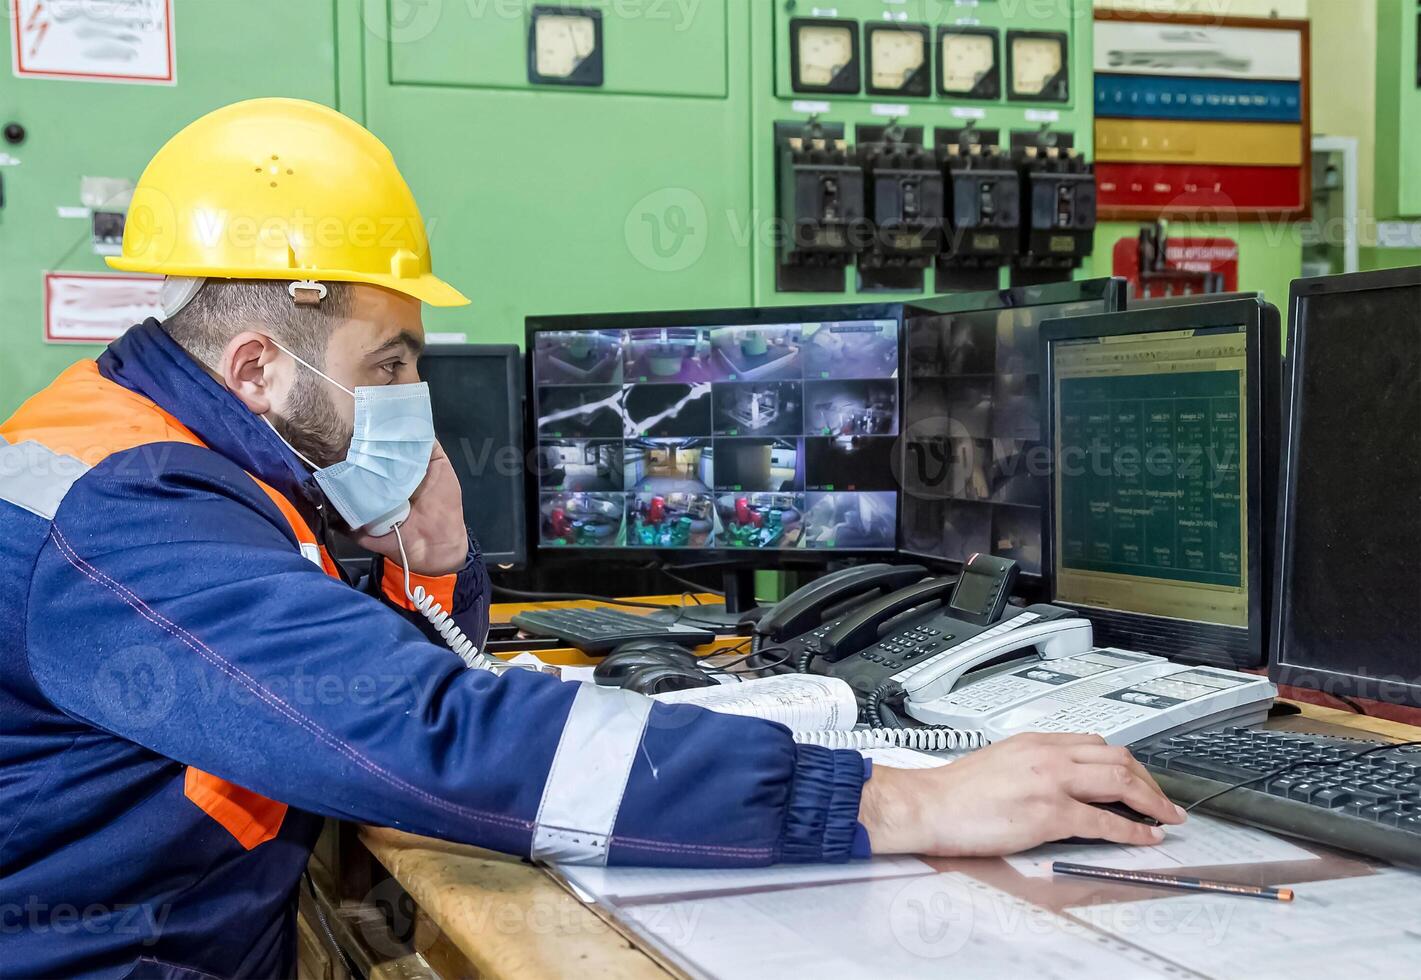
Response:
[1038, 298, 1270, 669]
[421, 343, 529, 569]
[1270, 266, 1421, 708]
[523, 302, 905, 567]
[897, 277, 1128, 583]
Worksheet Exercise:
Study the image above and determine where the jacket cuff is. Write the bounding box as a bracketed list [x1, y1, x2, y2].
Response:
[450, 531, 489, 617]
[379, 529, 484, 616]
[380, 559, 456, 612]
[776, 744, 867, 864]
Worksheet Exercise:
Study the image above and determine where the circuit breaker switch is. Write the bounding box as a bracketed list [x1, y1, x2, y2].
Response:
[936, 128, 1020, 283]
[775, 121, 867, 292]
[857, 131, 946, 291]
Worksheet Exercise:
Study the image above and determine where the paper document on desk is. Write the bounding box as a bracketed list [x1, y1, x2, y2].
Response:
[1006, 812, 1317, 878]
[621, 871, 1187, 979]
[505, 653, 597, 683]
[557, 855, 933, 903]
[652, 674, 859, 731]
[1068, 868, 1421, 978]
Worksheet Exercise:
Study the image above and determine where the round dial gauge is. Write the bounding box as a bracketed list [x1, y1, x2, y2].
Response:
[869, 29, 925, 92]
[534, 14, 597, 79]
[796, 24, 855, 88]
[1010, 34, 1065, 98]
[941, 32, 997, 95]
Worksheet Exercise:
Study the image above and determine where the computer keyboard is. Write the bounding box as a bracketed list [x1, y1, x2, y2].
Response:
[509, 607, 715, 655]
[1134, 727, 1421, 868]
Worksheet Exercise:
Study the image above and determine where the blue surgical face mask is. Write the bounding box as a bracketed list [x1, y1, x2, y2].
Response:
[267, 340, 434, 537]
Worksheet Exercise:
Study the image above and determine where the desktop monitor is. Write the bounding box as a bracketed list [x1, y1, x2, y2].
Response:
[526, 304, 902, 559]
[899, 278, 1127, 580]
[1040, 298, 1275, 669]
[1271, 267, 1421, 708]
[420, 345, 528, 568]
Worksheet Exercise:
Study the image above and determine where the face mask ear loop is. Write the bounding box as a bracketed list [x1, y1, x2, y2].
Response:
[269, 339, 356, 399]
[261, 414, 320, 472]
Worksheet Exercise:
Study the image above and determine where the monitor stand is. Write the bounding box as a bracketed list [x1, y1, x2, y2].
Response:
[647, 568, 761, 633]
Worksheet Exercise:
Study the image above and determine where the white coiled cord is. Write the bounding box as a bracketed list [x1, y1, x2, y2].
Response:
[393, 525, 491, 670]
[791, 727, 990, 752]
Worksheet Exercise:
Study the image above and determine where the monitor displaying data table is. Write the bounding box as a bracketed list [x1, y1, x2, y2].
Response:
[1041, 298, 1272, 668]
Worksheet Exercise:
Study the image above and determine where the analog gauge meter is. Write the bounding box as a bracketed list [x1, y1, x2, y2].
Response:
[938, 28, 1000, 100]
[1007, 31, 1069, 102]
[790, 18, 860, 94]
[866, 23, 930, 97]
[529, 7, 603, 86]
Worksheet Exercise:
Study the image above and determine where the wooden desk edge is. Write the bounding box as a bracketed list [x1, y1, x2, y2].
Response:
[358, 825, 671, 979]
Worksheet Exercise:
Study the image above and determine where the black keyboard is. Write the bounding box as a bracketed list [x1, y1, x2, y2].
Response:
[509, 607, 715, 655]
[1134, 727, 1421, 868]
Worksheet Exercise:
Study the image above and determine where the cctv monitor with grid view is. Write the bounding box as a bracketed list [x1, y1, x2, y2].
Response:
[1042, 300, 1268, 669]
[528, 305, 901, 554]
[899, 278, 1126, 578]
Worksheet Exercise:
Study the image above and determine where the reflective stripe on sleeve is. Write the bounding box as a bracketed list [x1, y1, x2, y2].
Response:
[531, 683, 653, 865]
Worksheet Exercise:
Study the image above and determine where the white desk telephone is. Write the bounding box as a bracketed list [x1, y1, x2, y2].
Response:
[905, 645, 1276, 745]
[780, 557, 1276, 746]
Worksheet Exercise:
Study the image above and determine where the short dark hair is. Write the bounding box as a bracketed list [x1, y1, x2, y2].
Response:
[162, 278, 354, 368]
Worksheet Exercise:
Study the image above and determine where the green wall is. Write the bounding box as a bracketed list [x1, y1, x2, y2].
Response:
[9, 0, 1410, 422]
[3, 0, 1103, 418]
[0, 1, 347, 418]
[1362, 247, 1421, 270]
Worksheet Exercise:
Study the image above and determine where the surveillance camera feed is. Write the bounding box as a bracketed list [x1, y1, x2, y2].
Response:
[534, 318, 900, 550]
[901, 298, 1103, 575]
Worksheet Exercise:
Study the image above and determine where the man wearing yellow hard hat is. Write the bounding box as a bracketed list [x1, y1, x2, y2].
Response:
[0, 99, 1180, 977]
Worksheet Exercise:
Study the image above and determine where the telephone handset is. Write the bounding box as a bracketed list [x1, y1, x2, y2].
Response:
[810, 577, 959, 663]
[819, 600, 1090, 707]
[755, 563, 930, 643]
[895, 618, 1095, 703]
[364, 503, 412, 539]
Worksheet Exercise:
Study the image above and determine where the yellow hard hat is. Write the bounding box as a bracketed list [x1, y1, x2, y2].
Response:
[107, 98, 468, 307]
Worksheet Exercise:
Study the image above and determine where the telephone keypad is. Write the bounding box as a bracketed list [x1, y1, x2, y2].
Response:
[864, 623, 958, 671]
[1031, 701, 1143, 733]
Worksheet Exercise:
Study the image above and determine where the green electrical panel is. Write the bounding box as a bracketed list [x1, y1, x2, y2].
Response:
[0, 1, 347, 418]
[2, 0, 1099, 418]
[1376, 0, 1421, 219]
[361, 1, 754, 343]
[753, 0, 1097, 304]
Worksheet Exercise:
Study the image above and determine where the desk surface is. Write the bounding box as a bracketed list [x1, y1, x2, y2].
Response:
[359, 599, 1421, 980]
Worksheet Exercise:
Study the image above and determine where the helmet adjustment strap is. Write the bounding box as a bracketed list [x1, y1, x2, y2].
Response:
[288, 280, 328, 307]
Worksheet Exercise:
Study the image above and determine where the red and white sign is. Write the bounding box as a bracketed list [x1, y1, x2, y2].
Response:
[44, 272, 162, 344]
[1111, 237, 1240, 297]
[12, 0, 175, 85]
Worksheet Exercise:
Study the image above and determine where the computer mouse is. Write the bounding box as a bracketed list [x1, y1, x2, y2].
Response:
[1054, 801, 1163, 846]
[593, 645, 699, 685]
[621, 664, 718, 696]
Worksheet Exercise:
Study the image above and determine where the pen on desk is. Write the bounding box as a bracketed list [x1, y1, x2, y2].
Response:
[1050, 862, 1295, 902]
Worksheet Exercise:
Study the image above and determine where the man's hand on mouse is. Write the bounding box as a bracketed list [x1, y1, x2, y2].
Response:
[858, 732, 1188, 857]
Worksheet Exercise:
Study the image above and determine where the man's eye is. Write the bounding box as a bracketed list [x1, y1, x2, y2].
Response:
[380, 360, 405, 380]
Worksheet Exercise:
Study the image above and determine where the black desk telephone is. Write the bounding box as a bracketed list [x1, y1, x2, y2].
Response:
[755, 556, 1276, 746]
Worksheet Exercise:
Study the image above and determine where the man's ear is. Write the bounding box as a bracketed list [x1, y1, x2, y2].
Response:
[219, 331, 284, 415]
